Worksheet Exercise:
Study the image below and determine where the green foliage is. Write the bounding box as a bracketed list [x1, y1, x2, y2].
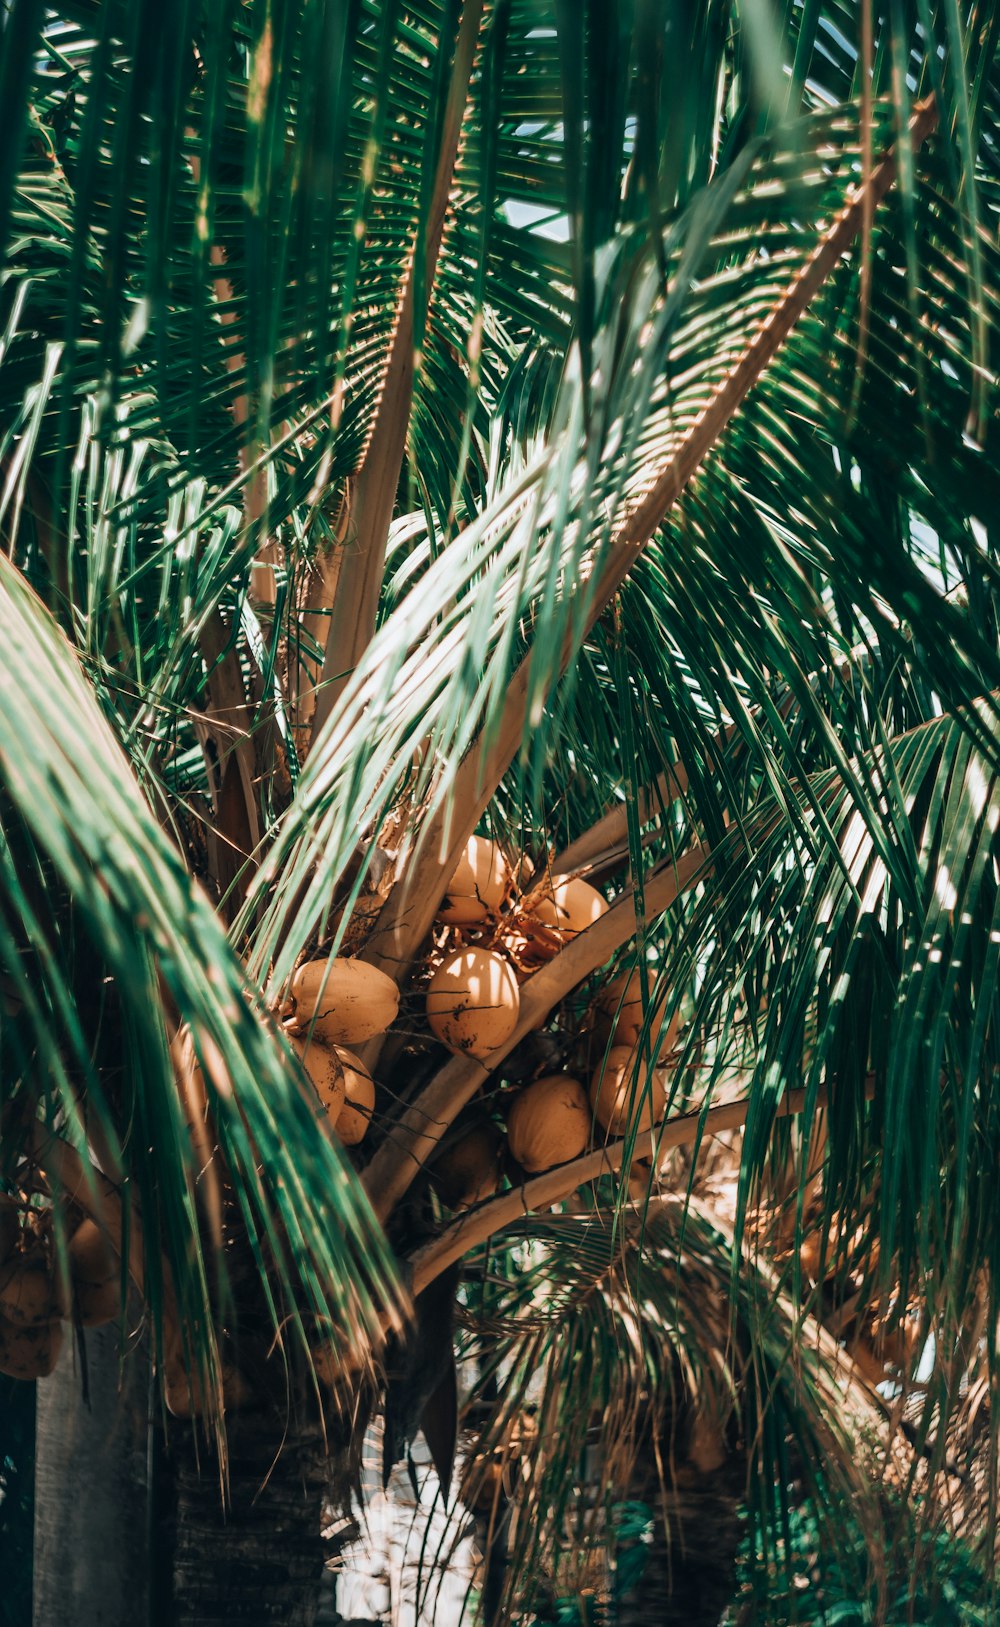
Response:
[731, 1496, 993, 1626]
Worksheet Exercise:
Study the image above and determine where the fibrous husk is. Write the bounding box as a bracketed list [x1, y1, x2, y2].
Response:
[507, 1075, 591, 1173]
[67, 1219, 119, 1328]
[438, 836, 509, 925]
[590, 1046, 669, 1138]
[332, 1048, 375, 1146]
[0, 1250, 64, 1327]
[0, 1315, 64, 1380]
[290, 957, 399, 1045]
[289, 1031, 347, 1126]
[433, 1122, 502, 1209]
[530, 877, 607, 938]
[426, 948, 520, 1058]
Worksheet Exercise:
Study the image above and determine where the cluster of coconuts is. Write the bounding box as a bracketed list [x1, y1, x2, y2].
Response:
[281, 956, 400, 1145]
[0, 1196, 119, 1382]
[424, 838, 673, 1191]
[426, 837, 608, 1061]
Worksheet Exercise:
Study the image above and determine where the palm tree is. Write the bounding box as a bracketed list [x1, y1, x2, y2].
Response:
[1, 2, 999, 1622]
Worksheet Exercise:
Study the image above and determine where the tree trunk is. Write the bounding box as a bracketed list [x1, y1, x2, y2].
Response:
[1, 1372, 36, 1627]
[166, 1417, 334, 1627]
[615, 1457, 743, 1627]
[32, 1321, 151, 1627]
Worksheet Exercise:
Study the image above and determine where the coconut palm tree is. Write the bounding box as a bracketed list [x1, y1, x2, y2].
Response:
[1, 2, 999, 1622]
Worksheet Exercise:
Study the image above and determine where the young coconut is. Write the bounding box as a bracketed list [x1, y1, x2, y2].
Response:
[426, 948, 520, 1058]
[332, 1048, 375, 1146]
[290, 957, 399, 1045]
[0, 1315, 64, 1381]
[590, 1046, 669, 1138]
[438, 836, 509, 925]
[432, 1122, 503, 1209]
[67, 1218, 119, 1328]
[289, 1031, 347, 1127]
[0, 1250, 64, 1328]
[507, 1075, 590, 1173]
[531, 877, 607, 938]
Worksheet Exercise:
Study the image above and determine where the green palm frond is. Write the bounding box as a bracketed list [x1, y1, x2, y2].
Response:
[0, 551, 403, 1425]
[245, 104, 1000, 987]
[455, 1203, 886, 1619]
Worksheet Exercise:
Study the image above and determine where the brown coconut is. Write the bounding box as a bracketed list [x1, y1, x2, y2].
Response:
[433, 1123, 502, 1209]
[599, 967, 672, 1047]
[290, 957, 399, 1045]
[332, 1048, 375, 1146]
[0, 1251, 64, 1327]
[67, 1218, 119, 1328]
[438, 836, 509, 925]
[426, 948, 520, 1058]
[507, 1075, 591, 1173]
[531, 877, 607, 938]
[0, 1315, 64, 1381]
[289, 1031, 347, 1127]
[163, 1353, 251, 1419]
[590, 1046, 669, 1138]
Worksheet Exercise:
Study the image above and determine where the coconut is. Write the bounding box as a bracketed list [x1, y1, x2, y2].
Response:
[332, 1048, 375, 1146]
[0, 1252, 63, 1327]
[163, 1354, 250, 1419]
[433, 1123, 502, 1209]
[426, 948, 520, 1058]
[0, 1196, 18, 1266]
[531, 877, 607, 938]
[600, 970, 679, 1051]
[289, 1031, 346, 1126]
[66, 1219, 119, 1328]
[507, 1075, 590, 1173]
[590, 1046, 669, 1138]
[0, 1316, 64, 1381]
[290, 957, 399, 1045]
[438, 836, 509, 925]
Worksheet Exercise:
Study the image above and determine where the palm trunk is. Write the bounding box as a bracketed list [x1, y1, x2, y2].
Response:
[615, 1453, 743, 1627]
[32, 1321, 152, 1627]
[165, 1418, 336, 1627]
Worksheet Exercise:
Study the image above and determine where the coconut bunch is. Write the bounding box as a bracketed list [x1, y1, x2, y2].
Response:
[0, 1195, 123, 1381]
[423, 837, 610, 1062]
[418, 840, 684, 1192]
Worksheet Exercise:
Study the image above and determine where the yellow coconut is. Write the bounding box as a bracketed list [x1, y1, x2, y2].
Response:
[0, 1252, 64, 1328]
[290, 957, 399, 1045]
[531, 877, 607, 938]
[67, 1218, 119, 1328]
[507, 1075, 591, 1173]
[332, 1048, 376, 1146]
[590, 1046, 669, 1138]
[0, 1196, 18, 1266]
[438, 836, 509, 925]
[433, 1123, 502, 1208]
[289, 1031, 347, 1127]
[0, 1315, 64, 1380]
[426, 948, 520, 1058]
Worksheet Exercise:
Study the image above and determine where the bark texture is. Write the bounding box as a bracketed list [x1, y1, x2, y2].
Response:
[167, 1420, 332, 1627]
[32, 1321, 151, 1627]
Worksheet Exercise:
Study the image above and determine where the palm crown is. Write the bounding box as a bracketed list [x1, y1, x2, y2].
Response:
[1, 0, 999, 1618]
